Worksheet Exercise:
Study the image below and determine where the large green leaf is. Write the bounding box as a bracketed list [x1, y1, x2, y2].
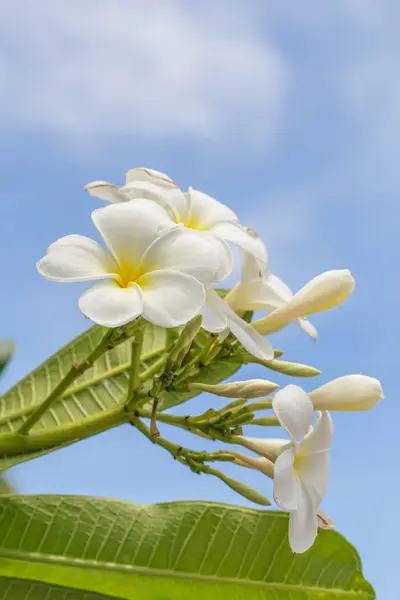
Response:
[0, 495, 374, 599]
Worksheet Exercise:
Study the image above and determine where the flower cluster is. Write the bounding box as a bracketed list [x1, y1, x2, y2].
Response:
[37, 167, 383, 553]
[38, 167, 354, 361]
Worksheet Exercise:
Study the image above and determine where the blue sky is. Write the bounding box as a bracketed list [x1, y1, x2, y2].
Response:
[0, 1, 399, 597]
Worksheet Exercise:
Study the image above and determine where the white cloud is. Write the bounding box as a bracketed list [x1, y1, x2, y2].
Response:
[0, 0, 287, 151]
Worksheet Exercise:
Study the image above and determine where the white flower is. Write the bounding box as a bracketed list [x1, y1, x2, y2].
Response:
[253, 269, 355, 336]
[37, 200, 232, 328]
[202, 286, 274, 361]
[272, 385, 334, 553]
[309, 375, 384, 411]
[85, 167, 265, 262]
[226, 233, 317, 340]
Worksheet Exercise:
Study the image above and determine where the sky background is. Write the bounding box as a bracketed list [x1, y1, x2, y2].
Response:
[0, 1, 399, 597]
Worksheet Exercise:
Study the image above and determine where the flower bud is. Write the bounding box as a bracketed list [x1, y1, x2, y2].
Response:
[188, 379, 278, 399]
[309, 375, 384, 411]
[217, 471, 271, 506]
[166, 315, 203, 370]
[234, 436, 289, 461]
[253, 270, 355, 335]
[228, 451, 274, 478]
[258, 358, 321, 378]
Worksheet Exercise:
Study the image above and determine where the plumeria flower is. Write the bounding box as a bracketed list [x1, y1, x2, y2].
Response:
[272, 385, 334, 553]
[226, 231, 317, 340]
[85, 167, 265, 262]
[202, 286, 274, 360]
[37, 200, 232, 328]
[253, 269, 355, 336]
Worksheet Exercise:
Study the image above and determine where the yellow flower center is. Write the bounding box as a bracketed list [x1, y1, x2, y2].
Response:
[293, 453, 306, 473]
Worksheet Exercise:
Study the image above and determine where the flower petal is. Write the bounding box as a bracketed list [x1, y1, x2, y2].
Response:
[273, 446, 301, 511]
[296, 317, 318, 341]
[301, 411, 334, 455]
[140, 228, 233, 283]
[200, 303, 228, 332]
[138, 269, 205, 328]
[84, 181, 127, 203]
[92, 199, 176, 270]
[78, 279, 143, 327]
[299, 451, 330, 506]
[125, 167, 178, 189]
[240, 253, 266, 287]
[188, 189, 238, 228]
[288, 487, 318, 553]
[210, 221, 267, 263]
[120, 183, 189, 224]
[37, 235, 117, 282]
[273, 385, 314, 443]
[206, 287, 274, 360]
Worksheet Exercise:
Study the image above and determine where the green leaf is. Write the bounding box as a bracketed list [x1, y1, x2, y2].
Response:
[0, 323, 242, 470]
[0, 496, 374, 600]
[0, 340, 15, 379]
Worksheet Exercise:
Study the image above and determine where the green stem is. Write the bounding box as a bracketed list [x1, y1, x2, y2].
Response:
[125, 328, 145, 408]
[0, 402, 130, 455]
[17, 329, 115, 435]
[132, 417, 235, 465]
[139, 355, 167, 383]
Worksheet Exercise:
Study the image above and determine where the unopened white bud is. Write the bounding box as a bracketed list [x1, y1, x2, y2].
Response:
[228, 451, 274, 478]
[310, 375, 384, 411]
[188, 379, 278, 399]
[234, 436, 289, 462]
[254, 270, 355, 335]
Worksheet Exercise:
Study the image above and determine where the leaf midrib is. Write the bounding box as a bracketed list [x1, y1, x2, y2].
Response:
[0, 549, 372, 597]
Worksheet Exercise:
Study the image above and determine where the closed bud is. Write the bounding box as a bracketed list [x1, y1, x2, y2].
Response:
[228, 451, 274, 478]
[221, 398, 248, 413]
[234, 436, 289, 462]
[229, 412, 255, 426]
[253, 270, 355, 335]
[188, 379, 279, 399]
[166, 315, 203, 369]
[261, 359, 321, 378]
[217, 472, 271, 506]
[309, 374, 384, 411]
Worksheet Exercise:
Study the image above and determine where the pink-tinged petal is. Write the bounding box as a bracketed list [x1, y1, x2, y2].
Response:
[138, 269, 205, 328]
[37, 235, 117, 282]
[78, 280, 143, 327]
[301, 411, 334, 455]
[84, 181, 127, 203]
[125, 167, 178, 189]
[288, 487, 319, 553]
[273, 385, 314, 443]
[188, 189, 238, 228]
[91, 199, 176, 270]
[140, 227, 233, 283]
[273, 447, 300, 511]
